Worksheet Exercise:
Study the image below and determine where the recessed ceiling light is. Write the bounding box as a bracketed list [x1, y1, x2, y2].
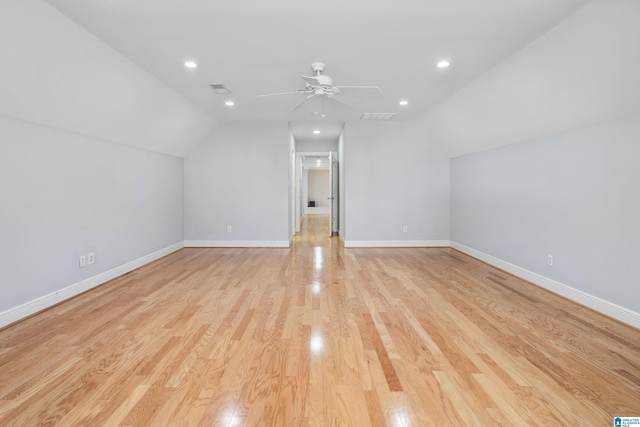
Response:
[313, 130, 321, 134]
[184, 61, 198, 69]
[225, 101, 235, 106]
[436, 60, 451, 69]
[399, 100, 409, 106]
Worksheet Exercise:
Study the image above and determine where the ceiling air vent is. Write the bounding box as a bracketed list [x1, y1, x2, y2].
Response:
[209, 84, 231, 94]
[360, 113, 396, 120]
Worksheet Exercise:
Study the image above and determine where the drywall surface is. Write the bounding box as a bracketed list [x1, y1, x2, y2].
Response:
[451, 115, 640, 312]
[296, 139, 339, 153]
[343, 121, 450, 243]
[423, 0, 640, 157]
[0, 115, 184, 313]
[307, 170, 330, 208]
[338, 130, 346, 240]
[184, 121, 290, 244]
[0, 0, 214, 157]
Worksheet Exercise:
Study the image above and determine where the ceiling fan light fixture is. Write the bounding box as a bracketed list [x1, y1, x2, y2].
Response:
[436, 60, 451, 69]
[225, 100, 235, 106]
[256, 62, 380, 111]
[184, 61, 198, 69]
[313, 129, 321, 134]
[399, 100, 409, 106]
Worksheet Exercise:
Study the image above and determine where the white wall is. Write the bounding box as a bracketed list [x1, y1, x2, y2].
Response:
[307, 170, 330, 208]
[0, 115, 184, 319]
[429, 0, 640, 326]
[0, 0, 215, 158]
[184, 122, 290, 246]
[288, 128, 296, 239]
[452, 115, 640, 315]
[338, 130, 346, 240]
[343, 121, 450, 245]
[423, 0, 640, 158]
[295, 139, 339, 153]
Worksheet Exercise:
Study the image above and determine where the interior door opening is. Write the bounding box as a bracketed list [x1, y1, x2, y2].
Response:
[293, 151, 338, 237]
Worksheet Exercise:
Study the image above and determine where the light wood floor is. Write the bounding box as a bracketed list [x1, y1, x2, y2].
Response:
[1, 215, 639, 426]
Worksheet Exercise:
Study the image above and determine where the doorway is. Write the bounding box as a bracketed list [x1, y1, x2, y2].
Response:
[293, 151, 338, 237]
[304, 160, 330, 215]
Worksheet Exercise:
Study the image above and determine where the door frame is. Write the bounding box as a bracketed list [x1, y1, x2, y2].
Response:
[294, 151, 332, 234]
[329, 151, 338, 236]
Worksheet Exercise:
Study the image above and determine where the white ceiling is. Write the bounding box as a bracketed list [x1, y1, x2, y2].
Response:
[302, 155, 331, 170]
[290, 121, 343, 143]
[42, 0, 592, 143]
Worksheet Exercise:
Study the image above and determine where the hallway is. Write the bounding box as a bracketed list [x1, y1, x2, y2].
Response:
[1, 215, 639, 425]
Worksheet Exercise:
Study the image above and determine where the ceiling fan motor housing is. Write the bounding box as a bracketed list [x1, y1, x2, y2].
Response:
[311, 62, 325, 73]
[310, 62, 333, 87]
[315, 75, 333, 87]
[256, 62, 380, 110]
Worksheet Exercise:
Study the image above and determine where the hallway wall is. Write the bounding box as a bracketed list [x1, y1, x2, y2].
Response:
[184, 121, 290, 246]
[342, 120, 450, 246]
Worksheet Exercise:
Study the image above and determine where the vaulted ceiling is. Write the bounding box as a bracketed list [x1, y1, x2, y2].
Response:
[43, 0, 589, 121]
[4, 0, 639, 157]
[41, 0, 591, 141]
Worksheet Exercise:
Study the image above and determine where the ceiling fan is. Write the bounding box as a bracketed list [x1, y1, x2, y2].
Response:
[256, 62, 381, 112]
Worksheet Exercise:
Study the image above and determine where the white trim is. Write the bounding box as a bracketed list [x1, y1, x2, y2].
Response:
[5, 239, 637, 331]
[0, 242, 184, 329]
[451, 241, 640, 330]
[184, 240, 290, 248]
[295, 151, 331, 235]
[304, 207, 330, 215]
[343, 240, 451, 248]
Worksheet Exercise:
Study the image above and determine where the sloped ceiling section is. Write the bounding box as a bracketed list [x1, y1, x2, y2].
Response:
[0, 0, 216, 158]
[422, 0, 640, 158]
[39, 0, 591, 130]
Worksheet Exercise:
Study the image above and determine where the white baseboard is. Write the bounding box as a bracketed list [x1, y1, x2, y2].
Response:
[0, 242, 184, 329]
[184, 240, 290, 248]
[343, 240, 451, 248]
[5, 239, 637, 331]
[451, 241, 640, 330]
[304, 207, 330, 215]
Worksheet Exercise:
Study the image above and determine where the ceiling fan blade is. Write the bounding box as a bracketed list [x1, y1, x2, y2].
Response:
[302, 75, 321, 86]
[256, 90, 309, 98]
[335, 86, 382, 94]
[329, 92, 359, 107]
[289, 93, 315, 111]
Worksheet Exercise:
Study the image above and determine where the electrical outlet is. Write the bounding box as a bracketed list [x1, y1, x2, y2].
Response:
[547, 254, 553, 266]
[402, 226, 408, 233]
[88, 252, 94, 265]
[79, 255, 86, 268]
[227, 226, 232, 233]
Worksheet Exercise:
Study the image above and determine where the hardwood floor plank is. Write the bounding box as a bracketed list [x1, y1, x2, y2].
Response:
[362, 313, 403, 392]
[100, 382, 150, 427]
[1, 215, 639, 425]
